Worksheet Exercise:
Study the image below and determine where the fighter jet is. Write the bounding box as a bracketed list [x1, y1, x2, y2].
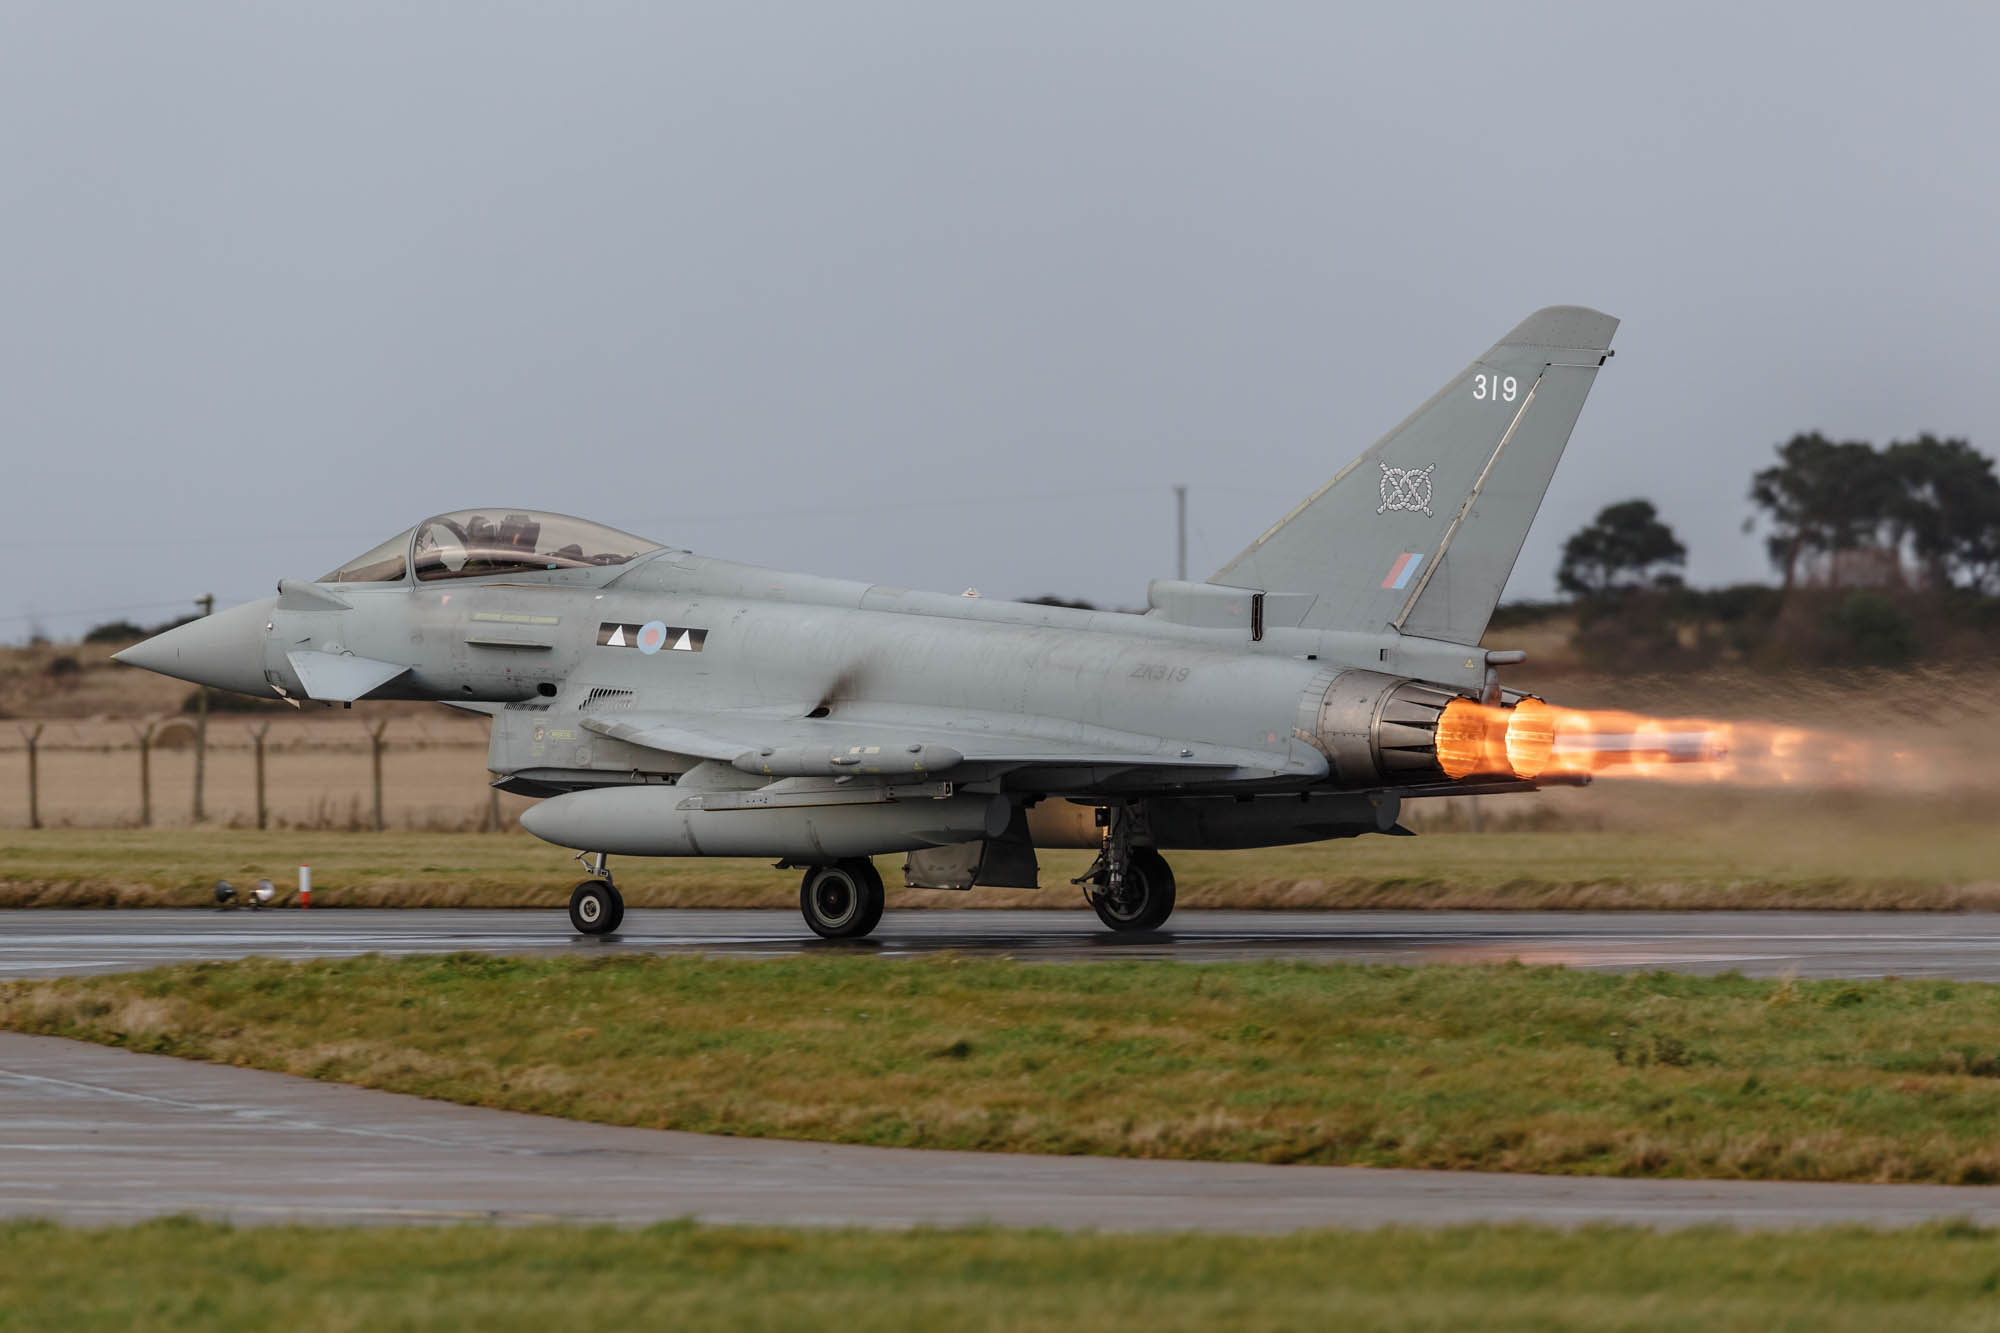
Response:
[116, 306, 1616, 939]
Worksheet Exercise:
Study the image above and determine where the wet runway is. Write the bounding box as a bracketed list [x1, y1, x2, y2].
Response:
[6, 1031, 1999, 1232]
[5, 907, 2000, 979]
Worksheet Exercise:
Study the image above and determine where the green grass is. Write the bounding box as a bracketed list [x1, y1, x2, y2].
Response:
[6, 1218, 2000, 1331]
[12, 954, 2000, 1183]
[5, 817, 2000, 910]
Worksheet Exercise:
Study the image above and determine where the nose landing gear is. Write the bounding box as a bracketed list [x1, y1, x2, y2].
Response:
[569, 852, 625, 935]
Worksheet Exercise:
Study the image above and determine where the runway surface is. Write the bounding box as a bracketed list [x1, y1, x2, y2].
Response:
[6, 907, 2000, 979]
[6, 1031, 1998, 1232]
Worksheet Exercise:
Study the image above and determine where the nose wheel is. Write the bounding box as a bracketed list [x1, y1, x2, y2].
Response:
[799, 859, 886, 939]
[569, 879, 624, 934]
[568, 852, 625, 935]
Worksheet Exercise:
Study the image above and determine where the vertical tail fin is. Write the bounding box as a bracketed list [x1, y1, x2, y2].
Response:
[1211, 306, 1618, 644]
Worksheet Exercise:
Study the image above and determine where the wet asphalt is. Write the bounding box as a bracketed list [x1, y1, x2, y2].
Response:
[5, 906, 2000, 979]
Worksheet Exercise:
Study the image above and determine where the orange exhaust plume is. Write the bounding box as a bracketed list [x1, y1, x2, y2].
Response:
[1540, 707, 1730, 780]
[1524, 705, 1927, 789]
[1430, 695, 1920, 790]
[1436, 697, 1504, 779]
[1421, 674, 1993, 795]
[1504, 698, 1555, 779]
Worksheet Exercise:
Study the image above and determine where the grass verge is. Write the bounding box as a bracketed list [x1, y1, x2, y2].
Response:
[10, 954, 2000, 1183]
[9, 1218, 2000, 1332]
[5, 819, 2000, 910]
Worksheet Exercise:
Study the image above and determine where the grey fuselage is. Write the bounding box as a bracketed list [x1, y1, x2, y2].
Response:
[261, 554, 1494, 790]
[168, 542, 1555, 863]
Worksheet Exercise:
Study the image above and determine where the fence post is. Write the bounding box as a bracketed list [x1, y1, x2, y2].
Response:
[20, 724, 43, 830]
[192, 689, 208, 823]
[191, 594, 212, 822]
[251, 722, 272, 831]
[369, 719, 389, 832]
[132, 720, 156, 828]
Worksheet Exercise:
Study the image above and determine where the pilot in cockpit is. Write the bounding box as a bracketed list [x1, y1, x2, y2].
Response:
[320, 510, 663, 584]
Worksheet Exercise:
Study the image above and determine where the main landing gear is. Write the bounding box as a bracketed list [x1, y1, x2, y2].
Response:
[1077, 807, 1177, 932]
[799, 859, 886, 940]
[569, 852, 625, 935]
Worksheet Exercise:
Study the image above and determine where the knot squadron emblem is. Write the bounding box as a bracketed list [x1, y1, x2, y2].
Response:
[1377, 464, 1436, 517]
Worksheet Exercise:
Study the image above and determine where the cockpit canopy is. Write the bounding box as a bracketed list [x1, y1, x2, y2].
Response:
[319, 510, 662, 584]
[321, 530, 413, 584]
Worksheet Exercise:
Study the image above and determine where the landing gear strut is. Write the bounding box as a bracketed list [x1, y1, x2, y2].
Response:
[799, 859, 886, 940]
[568, 851, 625, 935]
[1077, 807, 1177, 932]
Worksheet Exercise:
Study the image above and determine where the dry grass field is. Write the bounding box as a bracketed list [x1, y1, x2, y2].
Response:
[3, 637, 218, 719]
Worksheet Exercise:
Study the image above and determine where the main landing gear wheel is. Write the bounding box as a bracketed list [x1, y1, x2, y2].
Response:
[799, 859, 886, 940]
[1091, 846, 1177, 933]
[569, 879, 624, 935]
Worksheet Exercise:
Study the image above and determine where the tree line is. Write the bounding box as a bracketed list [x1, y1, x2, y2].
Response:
[1540, 432, 2000, 670]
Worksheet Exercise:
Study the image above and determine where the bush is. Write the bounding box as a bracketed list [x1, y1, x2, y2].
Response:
[89, 613, 198, 646]
[1823, 590, 1919, 667]
[1487, 600, 1569, 630]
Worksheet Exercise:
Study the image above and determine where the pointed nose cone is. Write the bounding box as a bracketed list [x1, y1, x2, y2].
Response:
[114, 596, 279, 698]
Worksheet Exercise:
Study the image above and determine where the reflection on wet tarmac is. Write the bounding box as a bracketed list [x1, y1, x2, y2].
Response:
[5, 908, 2000, 980]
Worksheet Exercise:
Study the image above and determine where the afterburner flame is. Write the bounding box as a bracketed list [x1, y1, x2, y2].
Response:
[1436, 697, 1498, 779]
[1504, 698, 1555, 779]
[1430, 693, 1916, 790]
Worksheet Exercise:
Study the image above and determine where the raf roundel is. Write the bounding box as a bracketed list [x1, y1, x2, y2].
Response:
[635, 620, 669, 655]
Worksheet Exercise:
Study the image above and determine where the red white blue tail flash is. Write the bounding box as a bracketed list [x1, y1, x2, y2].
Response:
[1380, 552, 1426, 590]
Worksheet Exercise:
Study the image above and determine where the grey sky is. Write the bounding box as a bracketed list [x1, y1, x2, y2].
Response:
[5, 1, 1996, 640]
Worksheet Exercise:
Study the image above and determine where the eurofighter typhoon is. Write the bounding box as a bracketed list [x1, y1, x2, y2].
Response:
[116, 306, 1617, 938]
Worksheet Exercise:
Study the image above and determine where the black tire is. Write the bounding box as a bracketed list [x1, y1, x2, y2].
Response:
[799, 859, 886, 940]
[568, 879, 623, 935]
[1091, 847, 1176, 932]
[849, 859, 886, 937]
